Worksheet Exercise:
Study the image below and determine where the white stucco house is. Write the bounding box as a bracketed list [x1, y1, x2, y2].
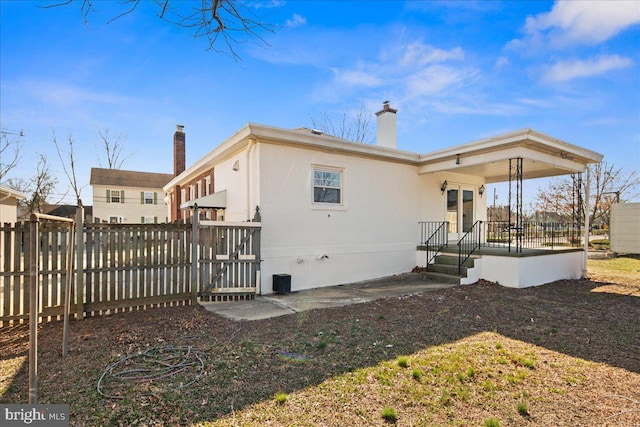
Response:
[0, 184, 26, 225]
[164, 104, 603, 294]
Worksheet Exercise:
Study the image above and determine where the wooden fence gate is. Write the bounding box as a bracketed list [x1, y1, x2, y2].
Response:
[194, 219, 261, 301]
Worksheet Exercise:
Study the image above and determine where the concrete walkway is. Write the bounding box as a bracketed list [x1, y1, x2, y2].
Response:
[199, 273, 457, 321]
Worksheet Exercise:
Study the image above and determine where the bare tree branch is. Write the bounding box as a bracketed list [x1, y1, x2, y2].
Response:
[11, 155, 59, 214]
[0, 132, 22, 181]
[310, 107, 374, 144]
[96, 128, 129, 169]
[42, 0, 275, 60]
[52, 130, 83, 206]
[533, 161, 640, 227]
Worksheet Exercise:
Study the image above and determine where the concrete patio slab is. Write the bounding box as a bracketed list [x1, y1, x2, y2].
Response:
[199, 273, 457, 321]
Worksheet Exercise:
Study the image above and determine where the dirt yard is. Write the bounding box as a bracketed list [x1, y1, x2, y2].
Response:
[1, 259, 639, 426]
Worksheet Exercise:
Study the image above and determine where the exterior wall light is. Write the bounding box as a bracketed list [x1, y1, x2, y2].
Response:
[440, 180, 448, 194]
[456, 154, 460, 165]
[479, 185, 485, 197]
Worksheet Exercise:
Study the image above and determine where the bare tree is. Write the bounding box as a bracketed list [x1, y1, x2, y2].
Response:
[52, 130, 84, 206]
[43, 0, 275, 59]
[6, 155, 58, 214]
[0, 130, 23, 181]
[534, 161, 639, 227]
[96, 128, 128, 169]
[309, 107, 374, 144]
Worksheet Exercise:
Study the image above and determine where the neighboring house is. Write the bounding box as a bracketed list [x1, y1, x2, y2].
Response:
[164, 103, 603, 293]
[90, 168, 173, 224]
[45, 204, 94, 222]
[0, 185, 26, 266]
[610, 202, 640, 255]
[0, 184, 26, 224]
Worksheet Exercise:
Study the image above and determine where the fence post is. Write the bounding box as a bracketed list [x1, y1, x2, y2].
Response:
[191, 208, 199, 305]
[75, 206, 84, 320]
[28, 216, 39, 404]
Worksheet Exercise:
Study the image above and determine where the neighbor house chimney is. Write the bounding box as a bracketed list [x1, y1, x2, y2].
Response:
[375, 101, 397, 149]
[174, 124, 186, 177]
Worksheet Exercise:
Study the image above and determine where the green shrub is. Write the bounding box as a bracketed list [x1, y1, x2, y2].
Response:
[397, 356, 408, 368]
[274, 392, 287, 405]
[412, 368, 422, 381]
[517, 401, 529, 415]
[381, 407, 397, 423]
[484, 418, 500, 427]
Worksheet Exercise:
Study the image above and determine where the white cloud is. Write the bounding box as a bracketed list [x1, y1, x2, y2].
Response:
[542, 54, 634, 82]
[400, 43, 464, 67]
[520, 1, 640, 47]
[404, 65, 476, 97]
[495, 56, 510, 68]
[332, 68, 381, 88]
[285, 14, 307, 28]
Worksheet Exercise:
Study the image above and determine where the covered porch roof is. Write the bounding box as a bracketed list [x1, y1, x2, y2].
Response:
[417, 129, 603, 183]
[180, 190, 227, 210]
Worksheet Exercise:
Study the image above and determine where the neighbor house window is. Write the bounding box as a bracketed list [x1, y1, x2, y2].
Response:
[107, 189, 124, 203]
[142, 216, 157, 224]
[142, 191, 155, 205]
[109, 216, 123, 223]
[313, 168, 342, 204]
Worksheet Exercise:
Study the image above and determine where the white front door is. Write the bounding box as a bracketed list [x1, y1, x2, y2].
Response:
[447, 186, 475, 242]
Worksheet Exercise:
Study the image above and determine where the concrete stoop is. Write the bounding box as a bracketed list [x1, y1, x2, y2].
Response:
[421, 253, 475, 284]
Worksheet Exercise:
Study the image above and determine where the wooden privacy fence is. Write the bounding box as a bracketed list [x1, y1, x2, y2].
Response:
[1, 220, 79, 326]
[195, 220, 261, 301]
[0, 220, 192, 325]
[1, 214, 263, 325]
[81, 222, 192, 316]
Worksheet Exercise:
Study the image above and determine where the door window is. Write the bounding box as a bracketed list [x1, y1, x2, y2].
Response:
[447, 189, 458, 233]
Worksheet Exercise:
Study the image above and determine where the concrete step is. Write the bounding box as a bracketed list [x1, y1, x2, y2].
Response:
[419, 271, 461, 285]
[427, 263, 462, 276]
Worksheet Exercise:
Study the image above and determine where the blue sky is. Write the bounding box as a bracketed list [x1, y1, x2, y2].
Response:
[1, 0, 639, 205]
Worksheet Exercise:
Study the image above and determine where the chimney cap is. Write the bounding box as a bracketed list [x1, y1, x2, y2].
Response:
[376, 101, 397, 116]
[176, 124, 185, 132]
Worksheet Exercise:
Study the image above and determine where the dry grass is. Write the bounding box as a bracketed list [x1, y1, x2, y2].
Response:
[1, 257, 639, 426]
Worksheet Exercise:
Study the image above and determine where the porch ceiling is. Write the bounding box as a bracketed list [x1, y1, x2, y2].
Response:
[417, 129, 603, 183]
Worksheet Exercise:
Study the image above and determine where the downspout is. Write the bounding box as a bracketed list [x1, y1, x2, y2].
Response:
[246, 137, 257, 221]
[583, 166, 591, 278]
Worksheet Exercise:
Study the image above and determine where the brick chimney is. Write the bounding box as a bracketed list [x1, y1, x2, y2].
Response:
[172, 124, 185, 221]
[375, 101, 397, 149]
[174, 124, 185, 177]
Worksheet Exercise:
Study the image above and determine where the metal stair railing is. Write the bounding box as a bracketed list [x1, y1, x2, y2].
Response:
[420, 221, 449, 271]
[457, 220, 483, 275]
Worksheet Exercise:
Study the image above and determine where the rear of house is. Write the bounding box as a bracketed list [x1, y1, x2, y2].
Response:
[165, 104, 602, 294]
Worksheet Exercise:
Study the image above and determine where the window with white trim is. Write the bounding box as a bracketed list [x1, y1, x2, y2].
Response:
[313, 168, 343, 204]
[143, 191, 154, 204]
[109, 190, 122, 203]
[204, 176, 211, 196]
[143, 216, 156, 224]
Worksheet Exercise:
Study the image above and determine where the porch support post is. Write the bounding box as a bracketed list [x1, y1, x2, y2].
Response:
[583, 167, 591, 278]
